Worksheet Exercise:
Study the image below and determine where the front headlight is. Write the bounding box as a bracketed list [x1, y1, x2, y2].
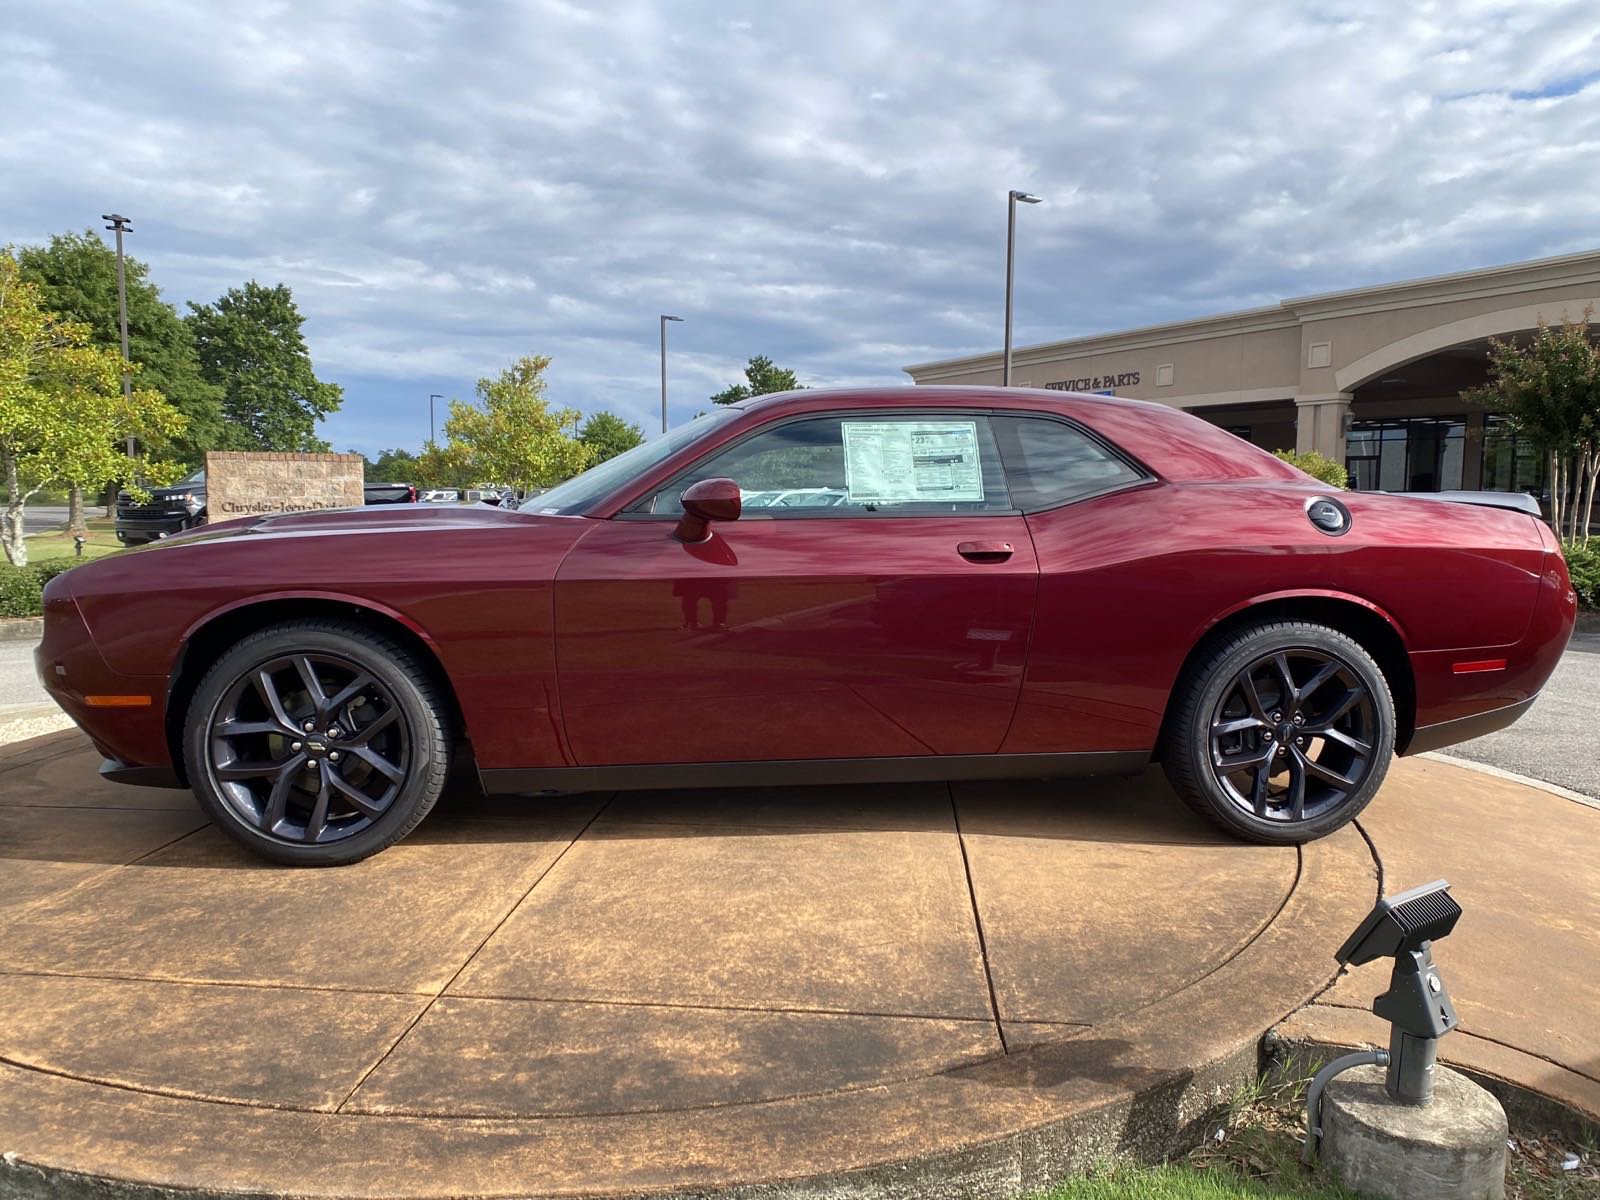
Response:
[183, 496, 203, 516]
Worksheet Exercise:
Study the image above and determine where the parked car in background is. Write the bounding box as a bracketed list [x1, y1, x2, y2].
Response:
[420, 489, 460, 503]
[44, 386, 1577, 866]
[114, 468, 207, 545]
[362, 482, 417, 505]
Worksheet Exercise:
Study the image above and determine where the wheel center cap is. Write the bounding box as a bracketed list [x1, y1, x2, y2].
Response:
[1277, 723, 1295, 744]
[305, 739, 327, 754]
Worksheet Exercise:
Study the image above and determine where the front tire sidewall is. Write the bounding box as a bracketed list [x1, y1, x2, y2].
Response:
[183, 624, 447, 866]
[1173, 624, 1395, 844]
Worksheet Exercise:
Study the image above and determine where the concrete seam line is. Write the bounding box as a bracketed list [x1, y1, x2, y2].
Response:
[1419, 751, 1600, 811]
[949, 781, 1008, 1056]
[330, 791, 616, 1114]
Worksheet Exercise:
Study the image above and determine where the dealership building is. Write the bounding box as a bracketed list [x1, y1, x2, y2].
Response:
[906, 249, 1600, 497]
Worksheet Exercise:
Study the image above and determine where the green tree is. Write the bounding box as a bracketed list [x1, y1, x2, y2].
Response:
[433, 356, 589, 489]
[710, 355, 804, 405]
[17, 230, 224, 529]
[370, 447, 421, 481]
[1272, 449, 1350, 489]
[578, 410, 645, 464]
[0, 254, 185, 565]
[186, 281, 342, 452]
[1465, 310, 1600, 544]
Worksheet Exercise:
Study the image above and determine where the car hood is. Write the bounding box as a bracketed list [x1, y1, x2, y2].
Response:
[153, 501, 545, 546]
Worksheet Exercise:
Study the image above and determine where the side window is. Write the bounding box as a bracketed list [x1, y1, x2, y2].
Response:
[991, 416, 1147, 510]
[637, 415, 1013, 516]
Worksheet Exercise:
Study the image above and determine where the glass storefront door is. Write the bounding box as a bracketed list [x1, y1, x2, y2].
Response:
[1345, 417, 1465, 493]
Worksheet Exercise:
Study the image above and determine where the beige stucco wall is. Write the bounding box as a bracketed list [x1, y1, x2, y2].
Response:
[906, 249, 1600, 458]
[205, 452, 364, 520]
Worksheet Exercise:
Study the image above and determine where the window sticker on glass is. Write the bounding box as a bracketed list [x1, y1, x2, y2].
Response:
[842, 421, 985, 503]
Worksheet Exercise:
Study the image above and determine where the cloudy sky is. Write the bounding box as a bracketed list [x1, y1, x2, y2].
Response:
[5, 1, 1598, 454]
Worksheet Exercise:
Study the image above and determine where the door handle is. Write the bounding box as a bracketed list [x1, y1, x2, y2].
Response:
[957, 540, 1014, 562]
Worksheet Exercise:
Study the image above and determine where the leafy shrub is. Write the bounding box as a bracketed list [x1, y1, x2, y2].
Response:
[0, 561, 80, 619]
[1272, 449, 1350, 489]
[1564, 539, 1599, 609]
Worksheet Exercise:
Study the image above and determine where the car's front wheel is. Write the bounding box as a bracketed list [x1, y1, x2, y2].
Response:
[1162, 620, 1395, 844]
[182, 620, 450, 866]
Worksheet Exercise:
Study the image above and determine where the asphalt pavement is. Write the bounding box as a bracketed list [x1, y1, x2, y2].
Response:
[20, 505, 107, 535]
[1444, 628, 1600, 799]
[0, 641, 47, 714]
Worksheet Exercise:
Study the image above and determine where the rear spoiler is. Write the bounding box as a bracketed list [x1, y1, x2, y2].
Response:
[1396, 490, 1543, 518]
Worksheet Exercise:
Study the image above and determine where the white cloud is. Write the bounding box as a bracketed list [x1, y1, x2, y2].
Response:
[2, 0, 1598, 450]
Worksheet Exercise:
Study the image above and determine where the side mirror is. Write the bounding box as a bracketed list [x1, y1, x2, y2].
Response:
[675, 477, 741, 543]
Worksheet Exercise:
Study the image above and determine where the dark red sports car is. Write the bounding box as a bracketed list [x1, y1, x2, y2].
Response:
[38, 387, 1577, 864]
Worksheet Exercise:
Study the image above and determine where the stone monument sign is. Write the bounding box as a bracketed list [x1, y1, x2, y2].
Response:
[204, 451, 364, 519]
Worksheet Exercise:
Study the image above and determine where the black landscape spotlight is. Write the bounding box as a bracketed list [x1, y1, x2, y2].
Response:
[1336, 878, 1461, 1103]
[1303, 879, 1462, 1162]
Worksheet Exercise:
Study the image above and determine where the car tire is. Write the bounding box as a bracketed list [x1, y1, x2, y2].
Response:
[1161, 620, 1395, 845]
[182, 619, 450, 866]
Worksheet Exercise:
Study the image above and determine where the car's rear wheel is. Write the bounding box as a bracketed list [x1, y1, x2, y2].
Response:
[182, 620, 449, 866]
[1162, 620, 1394, 844]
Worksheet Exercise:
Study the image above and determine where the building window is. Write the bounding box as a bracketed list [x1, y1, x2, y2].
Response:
[1480, 414, 1547, 498]
[1345, 417, 1465, 493]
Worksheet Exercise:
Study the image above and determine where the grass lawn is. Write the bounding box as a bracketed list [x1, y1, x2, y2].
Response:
[1034, 1058, 1597, 1200]
[24, 516, 124, 564]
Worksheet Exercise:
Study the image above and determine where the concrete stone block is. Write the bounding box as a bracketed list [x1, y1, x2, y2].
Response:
[1323, 1064, 1507, 1200]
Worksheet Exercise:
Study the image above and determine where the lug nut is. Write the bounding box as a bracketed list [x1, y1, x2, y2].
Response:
[1277, 745, 1288, 756]
[1263, 730, 1274, 741]
[1293, 713, 1304, 725]
[1272, 711, 1282, 722]
[328, 751, 341, 763]
[303, 720, 315, 732]
[306, 758, 319, 768]
[327, 727, 342, 739]
[1296, 736, 1306, 747]
[290, 741, 302, 752]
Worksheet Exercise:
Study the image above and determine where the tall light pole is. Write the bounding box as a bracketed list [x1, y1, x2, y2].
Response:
[1002, 190, 1042, 386]
[429, 394, 442, 444]
[101, 213, 134, 457]
[659, 314, 683, 434]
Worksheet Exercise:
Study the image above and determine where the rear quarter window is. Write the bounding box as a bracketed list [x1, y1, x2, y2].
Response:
[991, 415, 1147, 510]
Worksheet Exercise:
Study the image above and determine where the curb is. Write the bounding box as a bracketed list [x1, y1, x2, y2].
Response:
[1578, 610, 1600, 634]
[1268, 1018, 1600, 1146]
[1422, 751, 1600, 811]
[0, 617, 42, 642]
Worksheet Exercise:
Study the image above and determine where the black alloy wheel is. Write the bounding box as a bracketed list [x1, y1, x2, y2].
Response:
[184, 620, 449, 866]
[1207, 648, 1378, 823]
[1163, 620, 1395, 844]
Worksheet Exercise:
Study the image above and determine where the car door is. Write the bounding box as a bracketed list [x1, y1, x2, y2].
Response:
[552, 411, 1039, 766]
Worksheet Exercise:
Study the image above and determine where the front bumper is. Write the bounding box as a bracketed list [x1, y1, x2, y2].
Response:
[36, 583, 175, 781]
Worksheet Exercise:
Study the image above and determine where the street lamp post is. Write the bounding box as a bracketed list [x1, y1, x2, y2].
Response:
[101, 213, 134, 456]
[659, 314, 683, 434]
[1002, 190, 1042, 386]
[429, 394, 442, 445]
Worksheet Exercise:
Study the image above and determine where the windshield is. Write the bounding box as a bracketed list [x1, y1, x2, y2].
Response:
[180, 468, 205, 487]
[521, 409, 739, 515]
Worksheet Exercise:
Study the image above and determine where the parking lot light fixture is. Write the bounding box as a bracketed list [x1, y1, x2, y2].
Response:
[1003, 190, 1042, 387]
[429, 394, 443, 445]
[101, 213, 134, 457]
[660, 315, 684, 434]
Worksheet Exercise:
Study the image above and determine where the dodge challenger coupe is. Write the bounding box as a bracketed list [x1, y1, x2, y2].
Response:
[38, 387, 1577, 865]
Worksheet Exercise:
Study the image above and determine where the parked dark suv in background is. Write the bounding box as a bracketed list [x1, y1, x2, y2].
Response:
[114, 468, 207, 545]
[116, 471, 417, 544]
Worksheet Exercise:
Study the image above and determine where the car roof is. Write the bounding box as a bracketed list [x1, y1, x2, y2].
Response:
[735, 386, 1303, 484]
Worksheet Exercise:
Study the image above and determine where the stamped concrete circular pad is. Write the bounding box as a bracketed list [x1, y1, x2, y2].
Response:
[0, 732, 1378, 1199]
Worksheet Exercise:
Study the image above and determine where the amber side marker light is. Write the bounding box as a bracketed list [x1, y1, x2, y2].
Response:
[83, 695, 153, 708]
[1451, 659, 1507, 675]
